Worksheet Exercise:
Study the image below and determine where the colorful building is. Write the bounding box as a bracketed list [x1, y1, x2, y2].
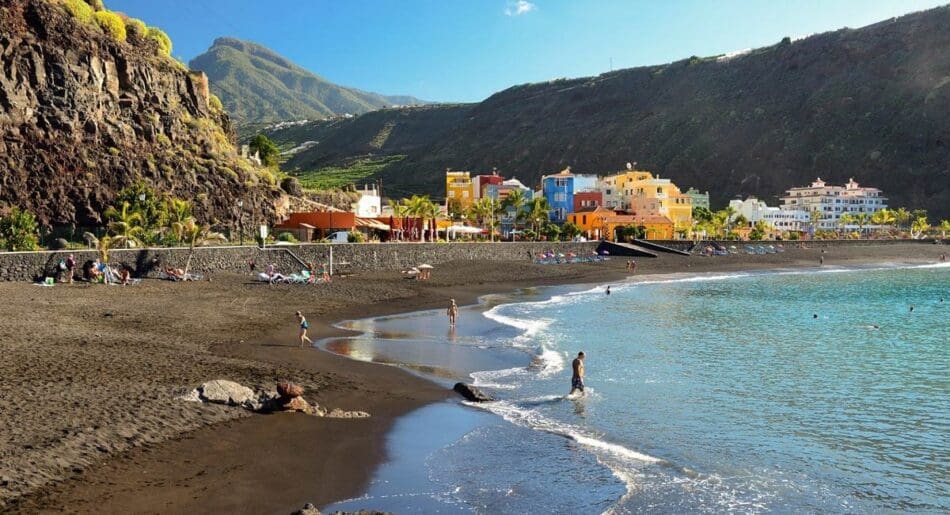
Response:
[541, 167, 575, 223]
[573, 191, 603, 212]
[445, 169, 475, 210]
[599, 169, 692, 234]
[567, 207, 675, 241]
[473, 171, 504, 200]
[780, 177, 887, 230]
[685, 187, 710, 210]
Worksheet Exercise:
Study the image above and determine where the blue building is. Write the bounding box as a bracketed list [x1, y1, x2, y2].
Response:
[541, 168, 575, 223]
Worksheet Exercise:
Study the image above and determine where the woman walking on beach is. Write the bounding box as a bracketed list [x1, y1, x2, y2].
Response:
[296, 311, 313, 347]
[447, 299, 459, 326]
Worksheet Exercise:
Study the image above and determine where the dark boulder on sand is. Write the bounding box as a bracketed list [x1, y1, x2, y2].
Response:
[453, 383, 493, 402]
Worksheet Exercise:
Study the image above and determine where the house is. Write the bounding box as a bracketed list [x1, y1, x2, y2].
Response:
[445, 169, 475, 210]
[685, 187, 710, 210]
[599, 168, 693, 233]
[780, 178, 887, 230]
[352, 184, 381, 218]
[729, 197, 809, 234]
[473, 170, 504, 200]
[573, 191, 603, 212]
[541, 167, 575, 223]
[566, 207, 675, 241]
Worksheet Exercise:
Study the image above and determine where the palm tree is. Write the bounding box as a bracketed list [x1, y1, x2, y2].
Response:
[96, 234, 115, 263]
[940, 219, 950, 239]
[467, 197, 496, 236]
[870, 208, 896, 236]
[809, 209, 823, 236]
[501, 189, 527, 234]
[910, 216, 930, 240]
[525, 197, 551, 237]
[176, 217, 227, 276]
[104, 201, 146, 248]
[164, 199, 193, 244]
[837, 213, 854, 237]
[894, 207, 911, 232]
[405, 195, 440, 241]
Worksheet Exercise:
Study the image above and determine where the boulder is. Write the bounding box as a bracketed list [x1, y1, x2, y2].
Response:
[277, 381, 304, 398]
[198, 380, 256, 406]
[325, 408, 371, 419]
[453, 383, 494, 402]
[50, 238, 68, 250]
[282, 396, 315, 414]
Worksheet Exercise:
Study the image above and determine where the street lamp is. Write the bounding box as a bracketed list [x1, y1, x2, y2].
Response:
[237, 200, 244, 246]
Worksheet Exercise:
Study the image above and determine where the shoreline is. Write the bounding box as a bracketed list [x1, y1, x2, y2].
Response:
[3, 243, 946, 513]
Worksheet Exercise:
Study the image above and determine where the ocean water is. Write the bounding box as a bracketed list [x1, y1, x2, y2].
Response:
[323, 263, 949, 514]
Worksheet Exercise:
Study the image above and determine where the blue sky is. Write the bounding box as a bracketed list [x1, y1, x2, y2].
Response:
[107, 0, 946, 103]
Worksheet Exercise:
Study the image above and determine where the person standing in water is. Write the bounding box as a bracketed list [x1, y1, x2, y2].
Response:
[569, 352, 586, 396]
[447, 299, 459, 326]
[296, 311, 313, 347]
[606, 286, 611, 295]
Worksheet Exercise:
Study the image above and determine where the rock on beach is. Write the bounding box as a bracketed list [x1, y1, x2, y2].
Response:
[197, 379, 256, 407]
[453, 382, 494, 402]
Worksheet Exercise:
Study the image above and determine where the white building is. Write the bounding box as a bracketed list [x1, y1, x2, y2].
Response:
[352, 184, 381, 218]
[729, 197, 809, 232]
[780, 178, 887, 230]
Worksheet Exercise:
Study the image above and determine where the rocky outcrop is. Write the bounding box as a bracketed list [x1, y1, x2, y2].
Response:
[290, 504, 393, 515]
[453, 383, 493, 402]
[184, 380, 369, 418]
[197, 379, 256, 407]
[0, 0, 282, 226]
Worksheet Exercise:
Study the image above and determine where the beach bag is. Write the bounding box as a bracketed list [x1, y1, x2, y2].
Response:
[58, 260, 67, 271]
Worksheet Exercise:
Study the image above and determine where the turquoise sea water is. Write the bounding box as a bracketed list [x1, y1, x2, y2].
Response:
[325, 263, 949, 514]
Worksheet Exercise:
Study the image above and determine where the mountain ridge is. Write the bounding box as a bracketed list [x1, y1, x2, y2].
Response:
[264, 5, 950, 218]
[189, 37, 429, 123]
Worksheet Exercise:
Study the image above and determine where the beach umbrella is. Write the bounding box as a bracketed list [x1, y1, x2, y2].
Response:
[417, 264, 434, 269]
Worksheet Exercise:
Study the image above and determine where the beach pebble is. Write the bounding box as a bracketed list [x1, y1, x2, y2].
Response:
[325, 408, 371, 419]
[197, 380, 256, 407]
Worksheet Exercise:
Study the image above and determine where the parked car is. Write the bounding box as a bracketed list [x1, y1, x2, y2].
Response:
[324, 231, 350, 243]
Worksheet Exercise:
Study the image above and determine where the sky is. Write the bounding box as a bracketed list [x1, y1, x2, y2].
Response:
[107, 0, 946, 103]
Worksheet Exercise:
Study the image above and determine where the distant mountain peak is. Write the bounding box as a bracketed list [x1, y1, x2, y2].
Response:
[190, 37, 429, 124]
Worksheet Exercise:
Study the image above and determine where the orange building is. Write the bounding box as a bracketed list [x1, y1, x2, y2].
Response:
[568, 207, 674, 241]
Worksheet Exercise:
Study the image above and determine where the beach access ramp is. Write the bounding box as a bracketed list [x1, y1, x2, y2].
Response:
[631, 239, 691, 256]
[597, 241, 658, 258]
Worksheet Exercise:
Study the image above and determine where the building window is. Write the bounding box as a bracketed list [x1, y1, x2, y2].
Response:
[448, 191, 456, 198]
[582, 215, 587, 225]
[462, 191, 469, 198]
[555, 178, 569, 188]
[554, 193, 567, 202]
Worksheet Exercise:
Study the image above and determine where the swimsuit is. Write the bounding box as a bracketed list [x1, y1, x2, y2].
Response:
[572, 376, 584, 391]
[300, 320, 309, 329]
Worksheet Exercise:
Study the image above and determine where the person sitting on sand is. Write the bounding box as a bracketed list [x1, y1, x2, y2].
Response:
[165, 267, 186, 280]
[296, 311, 313, 347]
[570, 352, 586, 396]
[119, 266, 132, 286]
[321, 262, 332, 283]
[447, 299, 459, 326]
[65, 254, 76, 284]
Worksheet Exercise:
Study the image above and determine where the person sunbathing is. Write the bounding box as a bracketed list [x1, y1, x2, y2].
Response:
[165, 267, 186, 280]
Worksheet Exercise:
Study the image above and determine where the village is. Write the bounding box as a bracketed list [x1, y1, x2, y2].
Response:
[274, 163, 906, 244]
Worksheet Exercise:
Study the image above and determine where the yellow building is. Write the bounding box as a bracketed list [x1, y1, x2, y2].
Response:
[445, 169, 475, 210]
[567, 207, 675, 241]
[599, 169, 692, 236]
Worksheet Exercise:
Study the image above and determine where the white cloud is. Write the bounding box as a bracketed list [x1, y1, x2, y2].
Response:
[505, 0, 536, 16]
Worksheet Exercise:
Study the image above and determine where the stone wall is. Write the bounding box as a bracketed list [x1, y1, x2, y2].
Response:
[0, 242, 601, 282]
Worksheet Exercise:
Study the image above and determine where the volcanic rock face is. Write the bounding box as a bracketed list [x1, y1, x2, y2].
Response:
[0, 0, 280, 226]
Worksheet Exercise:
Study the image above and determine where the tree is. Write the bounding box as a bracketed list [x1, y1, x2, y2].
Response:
[910, 216, 930, 239]
[104, 201, 147, 248]
[0, 207, 39, 251]
[525, 197, 551, 236]
[175, 218, 227, 276]
[618, 225, 645, 242]
[502, 189, 528, 232]
[809, 209, 823, 235]
[115, 182, 169, 237]
[893, 208, 911, 231]
[749, 220, 770, 240]
[692, 206, 713, 224]
[405, 195, 439, 241]
[561, 221, 581, 241]
[467, 198, 497, 236]
[871, 208, 896, 234]
[838, 213, 855, 237]
[940, 219, 950, 239]
[249, 134, 280, 167]
[543, 223, 561, 241]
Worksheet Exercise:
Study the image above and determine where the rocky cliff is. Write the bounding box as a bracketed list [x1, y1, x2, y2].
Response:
[269, 6, 950, 218]
[0, 0, 282, 227]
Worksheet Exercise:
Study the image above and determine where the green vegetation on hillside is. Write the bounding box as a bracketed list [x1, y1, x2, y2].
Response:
[292, 155, 405, 191]
[188, 37, 428, 123]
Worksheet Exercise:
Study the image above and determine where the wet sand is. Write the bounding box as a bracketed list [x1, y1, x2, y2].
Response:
[1, 243, 945, 513]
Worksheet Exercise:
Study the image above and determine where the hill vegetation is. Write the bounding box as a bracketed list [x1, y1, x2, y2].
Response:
[261, 6, 950, 219]
[189, 37, 429, 124]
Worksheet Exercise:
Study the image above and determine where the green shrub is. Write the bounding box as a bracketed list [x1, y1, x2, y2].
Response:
[94, 11, 126, 42]
[0, 207, 40, 251]
[62, 0, 95, 24]
[147, 27, 172, 56]
[125, 18, 147, 39]
[347, 231, 366, 243]
[277, 232, 298, 243]
[156, 133, 171, 147]
[208, 93, 224, 112]
[107, 146, 120, 156]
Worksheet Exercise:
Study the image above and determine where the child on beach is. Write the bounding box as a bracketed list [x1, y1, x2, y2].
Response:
[296, 311, 313, 347]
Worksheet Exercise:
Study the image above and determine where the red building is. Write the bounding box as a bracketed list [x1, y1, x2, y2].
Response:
[474, 171, 504, 199]
[573, 191, 603, 213]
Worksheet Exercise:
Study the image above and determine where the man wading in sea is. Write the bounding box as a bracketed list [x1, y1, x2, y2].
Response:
[296, 311, 313, 347]
[569, 352, 586, 396]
